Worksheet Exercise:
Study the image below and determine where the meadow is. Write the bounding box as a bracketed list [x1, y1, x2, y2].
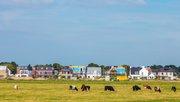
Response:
[0, 80, 179, 102]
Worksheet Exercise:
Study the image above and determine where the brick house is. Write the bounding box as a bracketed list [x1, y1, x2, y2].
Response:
[32, 67, 54, 79]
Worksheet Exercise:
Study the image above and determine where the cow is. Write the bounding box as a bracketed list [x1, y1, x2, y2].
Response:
[81, 84, 90, 91]
[69, 85, 78, 91]
[14, 85, 19, 90]
[132, 85, 141, 91]
[171, 86, 176, 92]
[143, 85, 152, 90]
[104, 86, 115, 91]
[154, 86, 161, 93]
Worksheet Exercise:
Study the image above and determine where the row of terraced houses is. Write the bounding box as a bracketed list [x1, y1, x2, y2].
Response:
[0, 65, 178, 80]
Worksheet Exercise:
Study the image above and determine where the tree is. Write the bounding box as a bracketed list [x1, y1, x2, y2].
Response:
[27, 64, 32, 70]
[0, 61, 18, 74]
[164, 65, 177, 69]
[87, 63, 99, 67]
[100, 65, 105, 75]
[150, 65, 163, 69]
[11, 61, 18, 68]
[53, 63, 63, 69]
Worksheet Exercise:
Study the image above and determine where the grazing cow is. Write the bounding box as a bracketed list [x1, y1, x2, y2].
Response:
[104, 86, 115, 91]
[132, 85, 141, 91]
[14, 85, 18, 90]
[154, 86, 161, 93]
[69, 85, 78, 91]
[171, 86, 176, 92]
[81, 84, 90, 91]
[143, 85, 152, 90]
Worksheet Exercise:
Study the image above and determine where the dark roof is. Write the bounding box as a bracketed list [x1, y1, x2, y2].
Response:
[18, 66, 32, 70]
[35, 67, 54, 70]
[18, 66, 28, 70]
[130, 67, 142, 74]
[60, 68, 73, 72]
[156, 68, 176, 72]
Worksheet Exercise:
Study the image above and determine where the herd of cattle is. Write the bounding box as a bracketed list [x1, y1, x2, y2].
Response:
[69, 84, 177, 92]
[14, 84, 177, 93]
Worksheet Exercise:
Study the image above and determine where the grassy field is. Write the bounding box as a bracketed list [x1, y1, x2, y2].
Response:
[0, 80, 179, 102]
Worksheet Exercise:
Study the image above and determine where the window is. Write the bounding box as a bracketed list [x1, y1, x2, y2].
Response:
[135, 71, 138, 75]
[170, 72, 172, 75]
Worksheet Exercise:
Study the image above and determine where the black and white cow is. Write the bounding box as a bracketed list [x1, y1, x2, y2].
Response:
[69, 85, 78, 91]
[81, 84, 90, 91]
[154, 86, 161, 93]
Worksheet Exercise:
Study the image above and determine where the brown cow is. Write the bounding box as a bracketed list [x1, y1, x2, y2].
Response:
[143, 85, 152, 90]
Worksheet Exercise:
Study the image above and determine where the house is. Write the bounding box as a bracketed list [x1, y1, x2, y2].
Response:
[32, 67, 54, 79]
[129, 67, 141, 80]
[129, 66, 155, 80]
[0, 66, 11, 79]
[69, 66, 86, 78]
[107, 66, 128, 80]
[58, 66, 73, 79]
[86, 67, 102, 79]
[154, 68, 176, 80]
[16, 66, 32, 77]
[116, 66, 128, 80]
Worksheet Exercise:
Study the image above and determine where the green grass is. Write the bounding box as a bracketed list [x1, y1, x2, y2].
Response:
[0, 80, 179, 102]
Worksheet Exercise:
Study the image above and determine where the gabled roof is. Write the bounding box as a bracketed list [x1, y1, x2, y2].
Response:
[130, 67, 142, 74]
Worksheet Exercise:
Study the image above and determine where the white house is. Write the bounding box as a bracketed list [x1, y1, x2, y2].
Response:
[155, 68, 176, 80]
[86, 67, 102, 79]
[16, 66, 32, 77]
[129, 66, 155, 80]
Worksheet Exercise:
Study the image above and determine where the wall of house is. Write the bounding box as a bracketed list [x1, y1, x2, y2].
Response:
[0, 70, 8, 79]
[139, 68, 149, 77]
[117, 76, 127, 80]
[158, 72, 174, 80]
[86, 68, 102, 79]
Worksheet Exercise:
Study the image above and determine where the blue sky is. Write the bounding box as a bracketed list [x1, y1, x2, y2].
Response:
[0, 0, 180, 66]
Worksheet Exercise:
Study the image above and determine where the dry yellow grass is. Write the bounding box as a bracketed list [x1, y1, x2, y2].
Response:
[0, 80, 179, 102]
